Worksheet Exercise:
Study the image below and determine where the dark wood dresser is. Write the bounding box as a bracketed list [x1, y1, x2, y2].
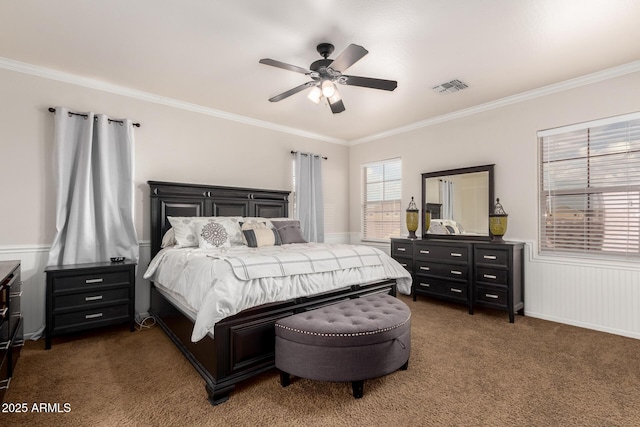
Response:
[45, 261, 136, 349]
[1, 260, 23, 402]
[391, 238, 524, 322]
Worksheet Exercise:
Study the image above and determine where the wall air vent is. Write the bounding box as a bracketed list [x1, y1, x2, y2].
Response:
[432, 79, 469, 94]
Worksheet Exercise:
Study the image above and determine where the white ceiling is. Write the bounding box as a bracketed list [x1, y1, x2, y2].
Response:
[1, 0, 639, 143]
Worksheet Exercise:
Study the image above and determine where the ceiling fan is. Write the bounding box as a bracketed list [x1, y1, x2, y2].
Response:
[259, 43, 397, 114]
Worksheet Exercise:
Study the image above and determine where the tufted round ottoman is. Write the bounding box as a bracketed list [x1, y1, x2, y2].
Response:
[275, 292, 411, 398]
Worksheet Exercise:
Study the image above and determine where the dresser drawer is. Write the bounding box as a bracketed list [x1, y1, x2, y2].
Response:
[414, 277, 468, 301]
[416, 261, 468, 281]
[54, 287, 130, 312]
[415, 243, 469, 263]
[52, 270, 131, 293]
[393, 257, 413, 273]
[392, 241, 413, 258]
[475, 286, 508, 307]
[53, 304, 130, 331]
[475, 247, 509, 267]
[475, 267, 508, 286]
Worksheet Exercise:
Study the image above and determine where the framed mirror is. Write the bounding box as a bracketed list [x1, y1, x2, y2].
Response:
[421, 164, 494, 240]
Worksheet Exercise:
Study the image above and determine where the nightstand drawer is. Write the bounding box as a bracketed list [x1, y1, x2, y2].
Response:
[475, 286, 508, 306]
[54, 287, 130, 312]
[52, 270, 131, 293]
[475, 267, 508, 285]
[53, 304, 130, 331]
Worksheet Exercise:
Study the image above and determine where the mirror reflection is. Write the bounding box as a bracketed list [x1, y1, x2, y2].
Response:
[422, 165, 494, 238]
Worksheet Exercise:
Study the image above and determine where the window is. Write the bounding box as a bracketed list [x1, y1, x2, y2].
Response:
[538, 112, 640, 259]
[362, 158, 402, 241]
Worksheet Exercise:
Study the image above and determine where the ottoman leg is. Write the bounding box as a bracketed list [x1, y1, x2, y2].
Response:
[400, 359, 409, 370]
[280, 371, 291, 387]
[352, 380, 364, 399]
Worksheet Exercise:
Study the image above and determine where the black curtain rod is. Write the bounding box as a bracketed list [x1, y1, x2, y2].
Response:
[48, 108, 141, 128]
[290, 150, 327, 160]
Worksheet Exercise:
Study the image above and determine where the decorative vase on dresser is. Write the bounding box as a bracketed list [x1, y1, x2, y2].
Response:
[391, 238, 524, 323]
[1, 260, 24, 403]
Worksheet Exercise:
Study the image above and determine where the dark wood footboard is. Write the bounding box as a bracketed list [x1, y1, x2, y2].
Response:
[150, 279, 397, 405]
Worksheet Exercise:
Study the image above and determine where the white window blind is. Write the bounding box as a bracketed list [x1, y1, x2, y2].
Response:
[539, 112, 640, 259]
[362, 158, 402, 241]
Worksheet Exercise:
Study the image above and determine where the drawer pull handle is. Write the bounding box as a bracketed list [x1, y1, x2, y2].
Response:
[0, 307, 7, 317]
[483, 255, 497, 260]
[9, 291, 23, 297]
[85, 278, 104, 284]
[450, 288, 463, 293]
[485, 293, 499, 299]
[85, 295, 103, 302]
[400, 263, 407, 267]
[419, 250, 430, 254]
[450, 252, 462, 257]
[419, 266, 430, 271]
[450, 270, 462, 275]
[397, 247, 406, 252]
[85, 313, 103, 319]
[483, 274, 497, 279]
[420, 283, 431, 288]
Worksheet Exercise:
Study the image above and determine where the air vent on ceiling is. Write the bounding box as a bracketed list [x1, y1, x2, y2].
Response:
[432, 79, 469, 94]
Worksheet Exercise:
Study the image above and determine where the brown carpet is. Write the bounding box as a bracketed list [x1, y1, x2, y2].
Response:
[4, 295, 640, 426]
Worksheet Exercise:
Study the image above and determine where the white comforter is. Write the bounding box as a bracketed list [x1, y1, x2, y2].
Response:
[143, 243, 412, 342]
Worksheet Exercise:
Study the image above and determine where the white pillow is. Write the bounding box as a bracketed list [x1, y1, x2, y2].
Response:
[160, 228, 176, 248]
[167, 217, 200, 247]
[194, 217, 243, 249]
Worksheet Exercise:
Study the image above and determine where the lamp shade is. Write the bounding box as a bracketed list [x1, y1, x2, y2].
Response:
[321, 80, 336, 97]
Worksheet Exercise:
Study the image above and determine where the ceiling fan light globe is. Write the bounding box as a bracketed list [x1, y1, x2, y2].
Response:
[321, 80, 336, 98]
[307, 86, 322, 104]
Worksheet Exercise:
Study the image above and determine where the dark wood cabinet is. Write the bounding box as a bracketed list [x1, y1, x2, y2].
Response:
[1, 261, 23, 403]
[391, 238, 524, 322]
[45, 261, 136, 349]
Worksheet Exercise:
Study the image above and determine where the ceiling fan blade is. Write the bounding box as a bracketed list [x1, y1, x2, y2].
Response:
[259, 58, 310, 74]
[342, 75, 398, 91]
[268, 82, 314, 102]
[329, 44, 368, 72]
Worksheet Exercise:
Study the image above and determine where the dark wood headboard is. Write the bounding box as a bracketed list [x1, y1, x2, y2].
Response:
[148, 181, 290, 257]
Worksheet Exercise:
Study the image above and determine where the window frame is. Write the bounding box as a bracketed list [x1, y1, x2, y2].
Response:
[361, 157, 402, 243]
[538, 111, 640, 261]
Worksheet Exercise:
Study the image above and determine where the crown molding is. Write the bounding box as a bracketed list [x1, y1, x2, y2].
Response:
[2, 56, 638, 147]
[349, 60, 640, 146]
[0, 57, 347, 146]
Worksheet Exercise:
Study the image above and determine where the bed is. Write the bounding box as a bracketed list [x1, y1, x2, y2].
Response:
[145, 181, 411, 405]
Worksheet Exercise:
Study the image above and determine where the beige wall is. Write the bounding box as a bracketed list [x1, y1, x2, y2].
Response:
[0, 68, 350, 247]
[348, 71, 640, 243]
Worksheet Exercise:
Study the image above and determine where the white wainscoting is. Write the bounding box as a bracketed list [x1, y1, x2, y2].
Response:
[0, 243, 152, 340]
[524, 242, 640, 340]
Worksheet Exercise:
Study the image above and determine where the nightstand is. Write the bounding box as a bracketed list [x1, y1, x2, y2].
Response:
[45, 261, 136, 350]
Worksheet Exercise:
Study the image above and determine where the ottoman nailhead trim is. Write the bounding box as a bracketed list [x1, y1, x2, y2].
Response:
[275, 315, 411, 337]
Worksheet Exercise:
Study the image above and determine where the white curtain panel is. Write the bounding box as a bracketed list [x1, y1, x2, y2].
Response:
[440, 179, 454, 220]
[47, 107, 139, 266]
[294, 152, 324, 243]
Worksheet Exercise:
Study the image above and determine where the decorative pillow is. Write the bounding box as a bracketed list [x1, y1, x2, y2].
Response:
[160, 228, 176, 248]
[194, 217, 243, 249]
[167, 217, 200, 247]
[241, 222, 281, 248]
[240, 217, 275, 229]
[271, 220, 307, 244]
